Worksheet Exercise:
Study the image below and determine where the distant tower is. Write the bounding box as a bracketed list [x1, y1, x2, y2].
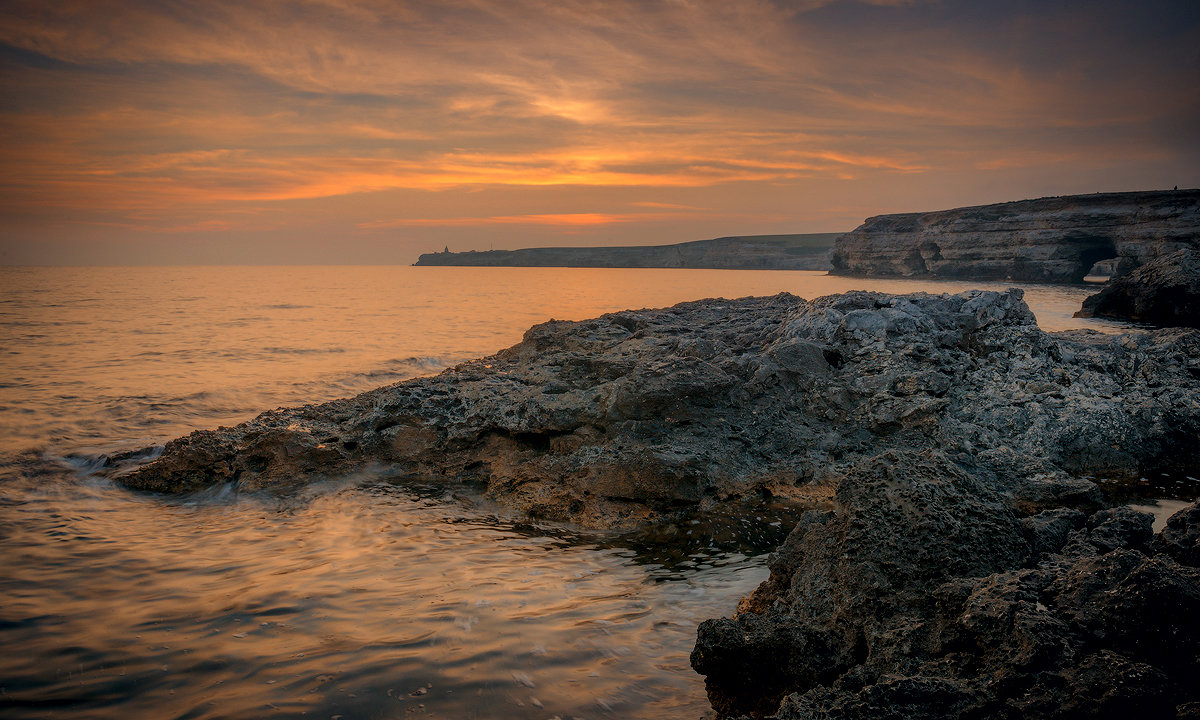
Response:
[443, 245, 450, 254]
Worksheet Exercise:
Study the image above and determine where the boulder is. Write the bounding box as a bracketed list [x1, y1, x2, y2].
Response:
[692, 454, 1200, 719]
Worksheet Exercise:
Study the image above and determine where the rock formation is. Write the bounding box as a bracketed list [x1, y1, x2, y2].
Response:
[119, 289, 1200, 527]
[413, 233, 838, 270]
[1077, 248, 1200, 328]
[830, 190, 1200, 283]
[692, 452, 1200, 719]
[114, 289, 1200, 716]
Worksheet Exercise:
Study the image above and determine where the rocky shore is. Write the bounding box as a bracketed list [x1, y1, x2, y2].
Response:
[830, 190, 1199, 283]
[115, 289, 1200, 716]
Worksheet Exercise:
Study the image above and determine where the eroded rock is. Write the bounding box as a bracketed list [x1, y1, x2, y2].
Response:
[118, 289, 1200, 530]
[1077, 248, 1200, 327]
[693, 451, 1200, 719]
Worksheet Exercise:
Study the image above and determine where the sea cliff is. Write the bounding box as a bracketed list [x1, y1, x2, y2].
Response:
[830, 190, 1200, 283]
[413, 233, 838, 270]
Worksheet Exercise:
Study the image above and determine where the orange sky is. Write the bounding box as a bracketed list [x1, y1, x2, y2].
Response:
[1, 0, 1197, 264]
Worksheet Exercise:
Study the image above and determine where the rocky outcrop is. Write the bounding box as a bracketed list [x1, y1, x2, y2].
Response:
[114, 289, 1200, 716]
[692, 451, 1200, 719]
[830, 190, 1200, 283]
[413, 233, 838, 270]
[118, 289, 1200, 530]
[1077, 248, 1200, 327]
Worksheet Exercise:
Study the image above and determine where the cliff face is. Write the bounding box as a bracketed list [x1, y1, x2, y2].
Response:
[413, 233, 838, 270]
[830, 190, 1200, 283]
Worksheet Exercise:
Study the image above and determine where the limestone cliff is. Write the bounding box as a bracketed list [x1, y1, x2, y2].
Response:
[830, 190, 1200, 283]
[413, 233, 838, 270]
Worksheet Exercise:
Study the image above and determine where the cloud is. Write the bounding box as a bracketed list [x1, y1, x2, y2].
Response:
[359, 212, 683, 229]
[0, 0, 1197, 260]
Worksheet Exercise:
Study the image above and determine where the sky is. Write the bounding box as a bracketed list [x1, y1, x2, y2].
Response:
[1, 0, 1197, 265]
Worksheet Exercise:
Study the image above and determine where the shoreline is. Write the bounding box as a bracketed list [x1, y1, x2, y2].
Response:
[106, 287, 1200, 717]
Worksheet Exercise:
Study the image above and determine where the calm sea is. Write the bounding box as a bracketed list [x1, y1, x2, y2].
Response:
[0, 266, 1138, 720]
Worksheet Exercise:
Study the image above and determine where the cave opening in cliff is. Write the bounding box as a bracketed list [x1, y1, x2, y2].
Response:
[1073, 236, 1119, 282]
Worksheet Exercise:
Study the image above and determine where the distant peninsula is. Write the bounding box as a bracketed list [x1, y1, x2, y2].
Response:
[413, 233, 841, 270]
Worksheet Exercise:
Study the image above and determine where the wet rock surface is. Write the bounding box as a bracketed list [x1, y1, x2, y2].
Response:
[120, 289, 1200, 529]
[1077, 248, 1200, 327]
[830, 190, 1199, 283]
[693, 451, 1200, 719]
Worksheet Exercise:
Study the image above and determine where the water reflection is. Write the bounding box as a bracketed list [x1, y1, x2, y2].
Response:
[0, 461, 772, 720]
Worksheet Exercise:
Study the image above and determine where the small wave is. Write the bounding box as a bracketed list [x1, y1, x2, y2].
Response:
[262, 303, 313, 310]
[56, 445, 164, 475]
[355, 356, 452, 379]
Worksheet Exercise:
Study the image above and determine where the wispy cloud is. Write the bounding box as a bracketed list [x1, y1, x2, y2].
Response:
[359, 212, 690, 229]
[0, 0, 1197, 261]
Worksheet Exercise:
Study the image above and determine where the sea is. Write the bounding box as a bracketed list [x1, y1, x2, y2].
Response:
[0, 266, 1184, 720]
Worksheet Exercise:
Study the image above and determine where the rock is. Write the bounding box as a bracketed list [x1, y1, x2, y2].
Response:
[830, 190, 1200, 283]
[107, 287, 1200, 717]
[1076, 248, 1200, 327]
[1154, 502, 1200, 567]
[117, 289, 1200, 530]
[1010, 475, 1104, 515]
[413, 233, 838, 270]
[692, 451, 1200, 719]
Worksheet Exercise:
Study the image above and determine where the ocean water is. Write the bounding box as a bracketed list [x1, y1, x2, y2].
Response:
[0, 266, 1142, 719]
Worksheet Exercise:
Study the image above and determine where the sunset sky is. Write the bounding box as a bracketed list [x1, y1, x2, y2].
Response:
[1, 0, 1197, 265]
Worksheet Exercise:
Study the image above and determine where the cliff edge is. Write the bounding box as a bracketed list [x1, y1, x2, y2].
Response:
[830, 190, 1200, 283]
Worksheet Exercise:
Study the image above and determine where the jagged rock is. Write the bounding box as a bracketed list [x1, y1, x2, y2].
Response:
[693, 452, 1200, 719]
[1154, 503, 1200, 567]
[830, 190, 1200, 283]
[1077, 248, 1200, 327]
[118, 289, 1200, 530]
